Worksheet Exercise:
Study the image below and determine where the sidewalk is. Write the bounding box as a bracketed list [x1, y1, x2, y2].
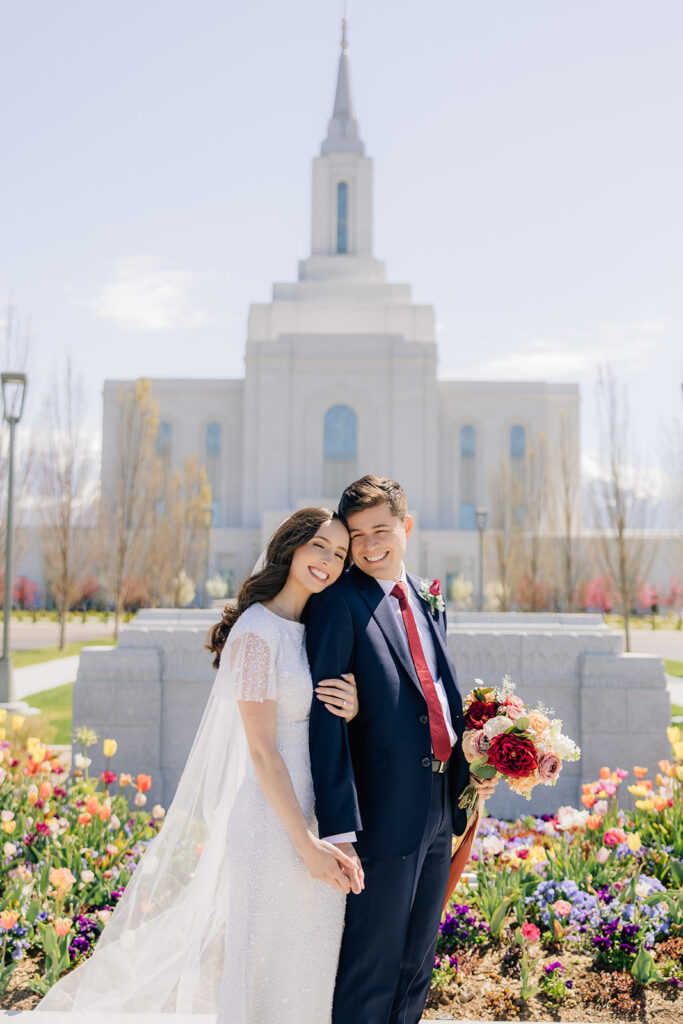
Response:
[13, 656, 82, 700]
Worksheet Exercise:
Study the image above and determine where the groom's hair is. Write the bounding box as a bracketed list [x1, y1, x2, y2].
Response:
[338, 475, 408, 523]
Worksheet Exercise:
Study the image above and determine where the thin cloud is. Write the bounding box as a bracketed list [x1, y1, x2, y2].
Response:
[83, 258, 212, 332]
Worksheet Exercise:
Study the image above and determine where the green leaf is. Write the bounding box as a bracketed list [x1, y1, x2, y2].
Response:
[669, 859, 683, 887]
[514, 716, 530, 731]
[489, 894, 516, 937]
[472, 764, 498, 780]
[631, 944, 664, 986]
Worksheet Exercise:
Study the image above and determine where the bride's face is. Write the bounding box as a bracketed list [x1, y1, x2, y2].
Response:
[289, 519, 349, 595]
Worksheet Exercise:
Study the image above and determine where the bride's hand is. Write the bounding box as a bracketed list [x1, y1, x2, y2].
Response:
[315, 673, 358, 721]
[300, 836, 359, 893]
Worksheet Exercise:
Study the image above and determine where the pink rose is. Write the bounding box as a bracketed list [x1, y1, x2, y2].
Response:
[461, 729, 491, 764]
[538, 751, 562, 783]
[429, 578, 441, 596]
[552, 899, 572, 918]
[521, 922, 541, 942]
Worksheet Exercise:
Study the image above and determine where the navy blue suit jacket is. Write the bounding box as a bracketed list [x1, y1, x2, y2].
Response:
[306, 565, 470, 858]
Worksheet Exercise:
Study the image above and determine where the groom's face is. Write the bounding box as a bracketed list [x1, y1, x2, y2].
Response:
[345, 502, 414, 581]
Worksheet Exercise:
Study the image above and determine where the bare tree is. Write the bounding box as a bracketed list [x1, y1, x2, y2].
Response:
[522, 431, 550, 611]
[554, 410, 582, 610]
[592, 365, 656, 651]
[99, 379, 160, 641]
[660, 417, 683, 619]
[162, 455, 212, 607]
[40, 359, 92, 648]
[488, 457, 522, 611]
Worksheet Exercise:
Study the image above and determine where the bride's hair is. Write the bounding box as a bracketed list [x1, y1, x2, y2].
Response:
[206, 506, 341, 668]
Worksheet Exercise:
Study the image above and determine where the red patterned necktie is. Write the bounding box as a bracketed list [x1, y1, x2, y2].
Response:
[390, 582, 453, 763]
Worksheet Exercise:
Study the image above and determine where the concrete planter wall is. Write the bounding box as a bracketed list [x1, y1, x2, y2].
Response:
[73, 610, 671, 817]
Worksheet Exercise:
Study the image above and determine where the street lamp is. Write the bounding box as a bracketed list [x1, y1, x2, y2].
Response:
[475, 506, 488, 613]
[1, 372, 27, 706]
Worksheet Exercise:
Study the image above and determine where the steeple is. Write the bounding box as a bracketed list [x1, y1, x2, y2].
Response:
[321, 17, 364, 156]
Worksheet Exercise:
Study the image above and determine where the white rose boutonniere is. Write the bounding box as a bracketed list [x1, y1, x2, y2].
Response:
[419, 577, 445, 616]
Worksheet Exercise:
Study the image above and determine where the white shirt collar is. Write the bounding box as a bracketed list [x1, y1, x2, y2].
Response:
[376, 564, 408, 597]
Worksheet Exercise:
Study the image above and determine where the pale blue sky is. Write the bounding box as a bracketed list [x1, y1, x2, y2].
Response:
[2, 0, 681, 484]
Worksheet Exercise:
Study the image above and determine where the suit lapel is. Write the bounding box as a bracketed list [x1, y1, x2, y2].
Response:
[349, 566, 423, 694]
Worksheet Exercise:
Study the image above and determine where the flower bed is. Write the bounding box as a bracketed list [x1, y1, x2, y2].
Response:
[1, 716, 682, 1019]
[427, 726, 683, 1020]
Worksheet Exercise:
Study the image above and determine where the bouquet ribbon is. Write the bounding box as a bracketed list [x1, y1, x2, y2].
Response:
[442, 811, 480, 915]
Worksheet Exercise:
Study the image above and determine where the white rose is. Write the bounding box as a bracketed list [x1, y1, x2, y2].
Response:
[483, 715, 514, 740]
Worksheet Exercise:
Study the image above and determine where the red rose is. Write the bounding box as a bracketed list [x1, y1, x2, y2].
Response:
[429, 578, 441, 596]
[487, 733, 539, 779]
[464, 699, 498, 730]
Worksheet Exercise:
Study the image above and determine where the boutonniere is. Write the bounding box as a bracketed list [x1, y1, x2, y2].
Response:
[419, 577, 445, 616]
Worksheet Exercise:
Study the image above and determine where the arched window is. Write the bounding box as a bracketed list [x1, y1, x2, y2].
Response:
[510, 425, 526, 460]
[337, 181, 348, 254]
[459, 424, 476, 530]
[323, 405, 357, 497]
[510, 425, 526, 522]
[206, 422, 222, 525]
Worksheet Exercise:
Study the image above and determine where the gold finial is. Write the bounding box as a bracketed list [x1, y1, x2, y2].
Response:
[341, 15, 348, 52]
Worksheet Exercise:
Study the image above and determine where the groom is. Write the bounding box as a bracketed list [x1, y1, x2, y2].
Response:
[306, 475, 496, 1024]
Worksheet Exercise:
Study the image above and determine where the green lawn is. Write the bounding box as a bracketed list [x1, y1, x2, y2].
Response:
[665, 660, 683, 679]
[13, 639, 114, 669]
[26, 682, 74, 745]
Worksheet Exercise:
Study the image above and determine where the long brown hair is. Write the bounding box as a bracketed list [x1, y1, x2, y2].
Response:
[206, 507, 342, 668]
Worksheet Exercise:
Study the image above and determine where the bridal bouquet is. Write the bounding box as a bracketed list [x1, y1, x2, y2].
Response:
[458, 676, 580, 812]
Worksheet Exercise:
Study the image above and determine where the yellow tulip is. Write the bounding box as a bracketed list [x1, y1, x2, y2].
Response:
[635, 799, 654, 811]
[674, 741, 683, 760]
[11, 715, 25, 731]
[30, 746, 46, 764]
[676, 766, 683, 783]
[628, 784, 648, 797]
[0, 729, 5, 741]
[103, 739, 117, 758]
[626, 833, 642, 852]
[667, 726, 681, 745]
[0, 709, 6, 724]
[2, 821, 16, 834]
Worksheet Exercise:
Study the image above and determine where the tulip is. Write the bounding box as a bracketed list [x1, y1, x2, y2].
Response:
[85, 796, 100, 816]
[596, 847, 610, 864]
[49, 867, 76, 892]
[581, 793, 596, 809]
[653, 796, 668, 813]
[552, 900, 572, 917]
[106, 843, 118, 856]
[586, 814, 603, 830]
[676, 766, 683, 783]
[599, 767, 611, 780]
[667, 726, 681, 745]
[119, 773, 132, 788]
[674, 741, 683, 760]
[635, 798, 654, 811]
[628, 784, 648, 797]
[80, 870, 95, 883]
[0, 729, 5, 741]
[633, 766, 648, 779]
[0, 910, 19, 930]
[2, 821, 16, 834]
[151, 804, 165, 819]
[27, 784, 38, 805]
[39, 781, 52, 800]
[626, 832, 641, 852]
[616, 769, 628, 780]
[103, 738, 118, 758]
[136, 774, 152, 793]
[53, 918, 72, 937]
[134, 792, 147, 807]
[3, 842, 16, 857]
[11, 715, 25, 731]
[1, 810, 14, 822]
[98, 805, 112, 822]
[0, 709, 6, 724]
[78, 812, 92, 825]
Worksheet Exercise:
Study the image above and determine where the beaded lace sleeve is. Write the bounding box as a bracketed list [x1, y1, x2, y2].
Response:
[224, 622, 278, 703]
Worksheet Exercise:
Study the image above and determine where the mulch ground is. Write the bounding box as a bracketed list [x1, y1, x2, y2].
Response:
[423, 946, 682, 1023]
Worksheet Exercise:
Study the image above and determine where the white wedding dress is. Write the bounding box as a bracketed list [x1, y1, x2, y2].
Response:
[36, 602, 345, 1023]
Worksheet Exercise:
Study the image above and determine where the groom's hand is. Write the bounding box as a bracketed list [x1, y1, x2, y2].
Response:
[469, 771, 500, 805]
[333, 841, 365, 894]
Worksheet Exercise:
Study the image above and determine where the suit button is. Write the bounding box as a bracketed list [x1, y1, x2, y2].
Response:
[421, 757, 431, 768]
[419, 715, 429, 725]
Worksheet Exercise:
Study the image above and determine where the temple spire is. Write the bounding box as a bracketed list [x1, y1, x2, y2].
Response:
[321, 18, 364, 155]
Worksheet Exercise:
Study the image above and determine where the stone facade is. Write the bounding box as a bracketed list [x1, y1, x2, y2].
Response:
[74, 609, 671, 817]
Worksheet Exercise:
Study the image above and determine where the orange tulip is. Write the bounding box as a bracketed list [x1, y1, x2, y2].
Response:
[581, 793, 597, 809]
[582, 783, 594, 793]
[653, 796, 668, 813]
[599, 767, 611, 780]
[39, 781, 52, 800]
[633, 766, 648, 778]
[27, 790, 38, 805]
[136, 774, 152, 793]
[643, 779, 653, 791]
[85, 796, 100, 816]
[586, 814, 604, 830]
[78, 812, 92, 825]
[98, 805, 112, 822]
[0, 909, 19, 930]
[53, 918, 72, 937]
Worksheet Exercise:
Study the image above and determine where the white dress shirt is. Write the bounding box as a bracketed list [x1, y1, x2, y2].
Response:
[323, 566, 457, 846]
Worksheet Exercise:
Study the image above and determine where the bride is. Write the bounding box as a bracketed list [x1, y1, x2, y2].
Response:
[37, 507, 361, 1022]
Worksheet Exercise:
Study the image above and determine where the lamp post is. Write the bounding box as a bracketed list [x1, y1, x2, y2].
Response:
[475, 506, 488, 613]
[203, 504, 213, 608]
[1, 372, 27, 706]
